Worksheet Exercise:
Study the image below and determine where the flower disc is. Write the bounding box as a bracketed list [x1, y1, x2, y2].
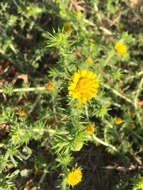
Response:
[68, 70, 99, 105]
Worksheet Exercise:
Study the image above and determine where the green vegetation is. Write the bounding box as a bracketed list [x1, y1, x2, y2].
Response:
[0, 0, 143, 189]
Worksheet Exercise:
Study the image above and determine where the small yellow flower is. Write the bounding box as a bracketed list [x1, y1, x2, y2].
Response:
[76, 11, 82, 17]
[63, 23, 71, 33]
[67, 168, 82, 186]
[68, 70, 99, 105]
[45, 81, 55, 90]
[85, 124, 95, 135]
[114, 117, 123, 125]
[89, 39, 94, 46]
[114, 41, 127, 55]
[19, 109, 26, 117]
[86, 57, 93, 64]
[131, 123, 136, 129]
[26, 6, 31, 11]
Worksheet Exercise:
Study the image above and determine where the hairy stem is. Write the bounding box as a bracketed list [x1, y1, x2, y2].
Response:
[88, 134, 118, 152]
[102, 83, 134, 105]
[0, 87, 46, 93]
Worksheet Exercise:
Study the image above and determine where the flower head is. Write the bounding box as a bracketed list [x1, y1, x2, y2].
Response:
[67, 168, 82, 186]
[114, 117, 123, 125]
[76, 11, 82, 17]
[89, 39, 94, 46]
[45, 81, 55, 90]
[26, 6, 31, 11]
[85, 124, 95, 135]
[86, 57, 93, 64]
[68, 70, 99, 105]
[63, 23, 71, 33]
[114, 41, 127, 55]
[18, 108, 26, 117]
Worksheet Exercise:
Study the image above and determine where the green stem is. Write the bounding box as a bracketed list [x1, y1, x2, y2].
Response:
[134, 77, 143, 127]
[26, 94, 41, 120]
[99, 27, 113, 35]
[104, 51, 114, 66]
[88, 134, 118, 152]
[85, 105, 89, 120]
[12, 0, 19, 7]
[0, 87, 46, 93]
[103, 119, 113, 128]
[102, 83, 134, 105]
[126, 70, 143, 82]
[39, 169, 47, 184]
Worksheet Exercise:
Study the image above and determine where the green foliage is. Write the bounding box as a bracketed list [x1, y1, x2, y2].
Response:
[0, 0, 143, 189]
[112, 175, 143, 190]
[132, 176, 143, 190]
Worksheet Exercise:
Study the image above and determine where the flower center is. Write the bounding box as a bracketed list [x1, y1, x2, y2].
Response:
[76, 77, 92, 93]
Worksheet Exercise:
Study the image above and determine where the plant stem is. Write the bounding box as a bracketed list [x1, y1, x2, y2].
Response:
[39, 169, 47, 184]
[126, 70, 143, 82]
[103, 119, 113, 128]
[0, 87, 46, 93]
[26, 94, 42, 120]
[85, 105, 89, 119]
[134, 77, 143, 127]
[102, 83, 134, 105]
[88, 134, 118, 152]
[104, 51, 114, 66]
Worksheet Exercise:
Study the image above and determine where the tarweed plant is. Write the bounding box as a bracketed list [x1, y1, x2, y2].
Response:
[0, 0, 143, 189]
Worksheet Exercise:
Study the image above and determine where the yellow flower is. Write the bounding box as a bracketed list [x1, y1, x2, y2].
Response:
[19, 109, 26, 117]
[114, 41, 127, 55]
[85, 124, 95, 135]
[89, 39, 94, 46]
[114, 117, 123, 125]
[68, 70, 99, 105]
[86, 57, 93, 64]
[76, 11, 82, 17]
[67, 168, 82, 186]
[45, 81, 55, 90]
[63, 23, 71, 33]
[26, 6, 31, 11]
